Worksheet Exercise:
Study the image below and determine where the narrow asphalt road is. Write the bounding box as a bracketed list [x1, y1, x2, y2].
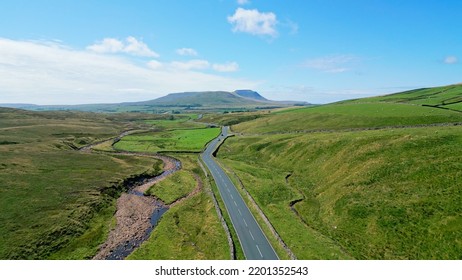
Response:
[201, 126, 279, 260]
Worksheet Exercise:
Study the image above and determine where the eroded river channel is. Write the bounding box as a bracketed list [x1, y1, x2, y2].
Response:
[93, 154, 181, 260]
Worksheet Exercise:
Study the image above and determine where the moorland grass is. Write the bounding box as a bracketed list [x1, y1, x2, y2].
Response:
[350, 84, 462, 108]
[0, 108, 163, 259]
[218, 126, 462, 259]
[233, 102, 462, 134]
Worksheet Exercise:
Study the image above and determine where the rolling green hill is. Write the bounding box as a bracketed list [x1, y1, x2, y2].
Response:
[232, 84, 462, 134]
[346, 84, 462, 111]
[216, 84, 462, 259]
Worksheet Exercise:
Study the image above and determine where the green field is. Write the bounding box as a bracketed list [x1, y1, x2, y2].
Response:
[0, 108, 163, 259]
[199, 111, 264, 126]
[114, 127, 221, 153]
[142, 114, 206, 130]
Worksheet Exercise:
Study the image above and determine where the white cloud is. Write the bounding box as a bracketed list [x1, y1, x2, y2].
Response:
[0, 38, 257, 104]
[86, 38, 124, 53]
[302, 55, 357, 73]
[237, 0, 250, 5]
[87, 36, 159, 57]
[227, 8, 278, 37]
[176, 48, 198, 56]
[147, 60, 163, 69]
[171, 59, 210, 71]
[212, 62, 239, 72]
[444, 56, 458, 64]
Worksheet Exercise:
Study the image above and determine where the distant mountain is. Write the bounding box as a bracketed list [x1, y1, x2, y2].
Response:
[1, 90, 310, 113]
[131, 90, 310, 109]
[233, 90, 268, 101]
[132, 91, 258, 107]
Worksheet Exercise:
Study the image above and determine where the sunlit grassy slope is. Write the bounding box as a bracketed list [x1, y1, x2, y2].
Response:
[233, 85, 462, 134]
[216, 85, 462, 259]
[350, 84, 462, 108]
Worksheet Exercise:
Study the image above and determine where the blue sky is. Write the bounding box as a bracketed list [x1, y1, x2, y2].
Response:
[0, 0, 461, 104]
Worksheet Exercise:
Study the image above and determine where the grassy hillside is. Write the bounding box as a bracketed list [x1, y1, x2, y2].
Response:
[232, 85, 462, 134]
[0, 108, 163, 259]
[234, 103, 462, 134]
[215, 85, 462, 259]
[219, 127, 462, 259]
[350, 84, 462, 110]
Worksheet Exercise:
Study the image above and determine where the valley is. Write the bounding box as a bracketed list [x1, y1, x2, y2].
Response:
[1, 84, 461, 260]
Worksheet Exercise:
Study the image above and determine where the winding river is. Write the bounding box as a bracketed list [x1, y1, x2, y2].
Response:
[80, 133, 183, 260]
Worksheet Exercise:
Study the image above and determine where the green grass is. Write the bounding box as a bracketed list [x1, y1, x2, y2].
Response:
[128, 193, 229, 260]
[146, 170, 197, 204]
[143, 114, 206, 130]
[114, 127, 221, 153]
[48, 201, 116, 260]
[218, 126, 462, 259]
[199, 111, 264, 126]
[0, 108, 163, 259]
[350, 84, 462, 108]
[233, 102, 462, 134]
[214, 86, 462, 259]
[128, 155, 229, 260]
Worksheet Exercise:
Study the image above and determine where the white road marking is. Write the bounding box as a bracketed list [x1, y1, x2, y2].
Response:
[234, 201, 238, 206]
[238, 209, 242, 216]
[227, 188, 231, 193]
[230, 194, 234, 199]
[243, 218, 248, 227]
[249, 230, 255, 240]
[256, 245, 263, 258]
